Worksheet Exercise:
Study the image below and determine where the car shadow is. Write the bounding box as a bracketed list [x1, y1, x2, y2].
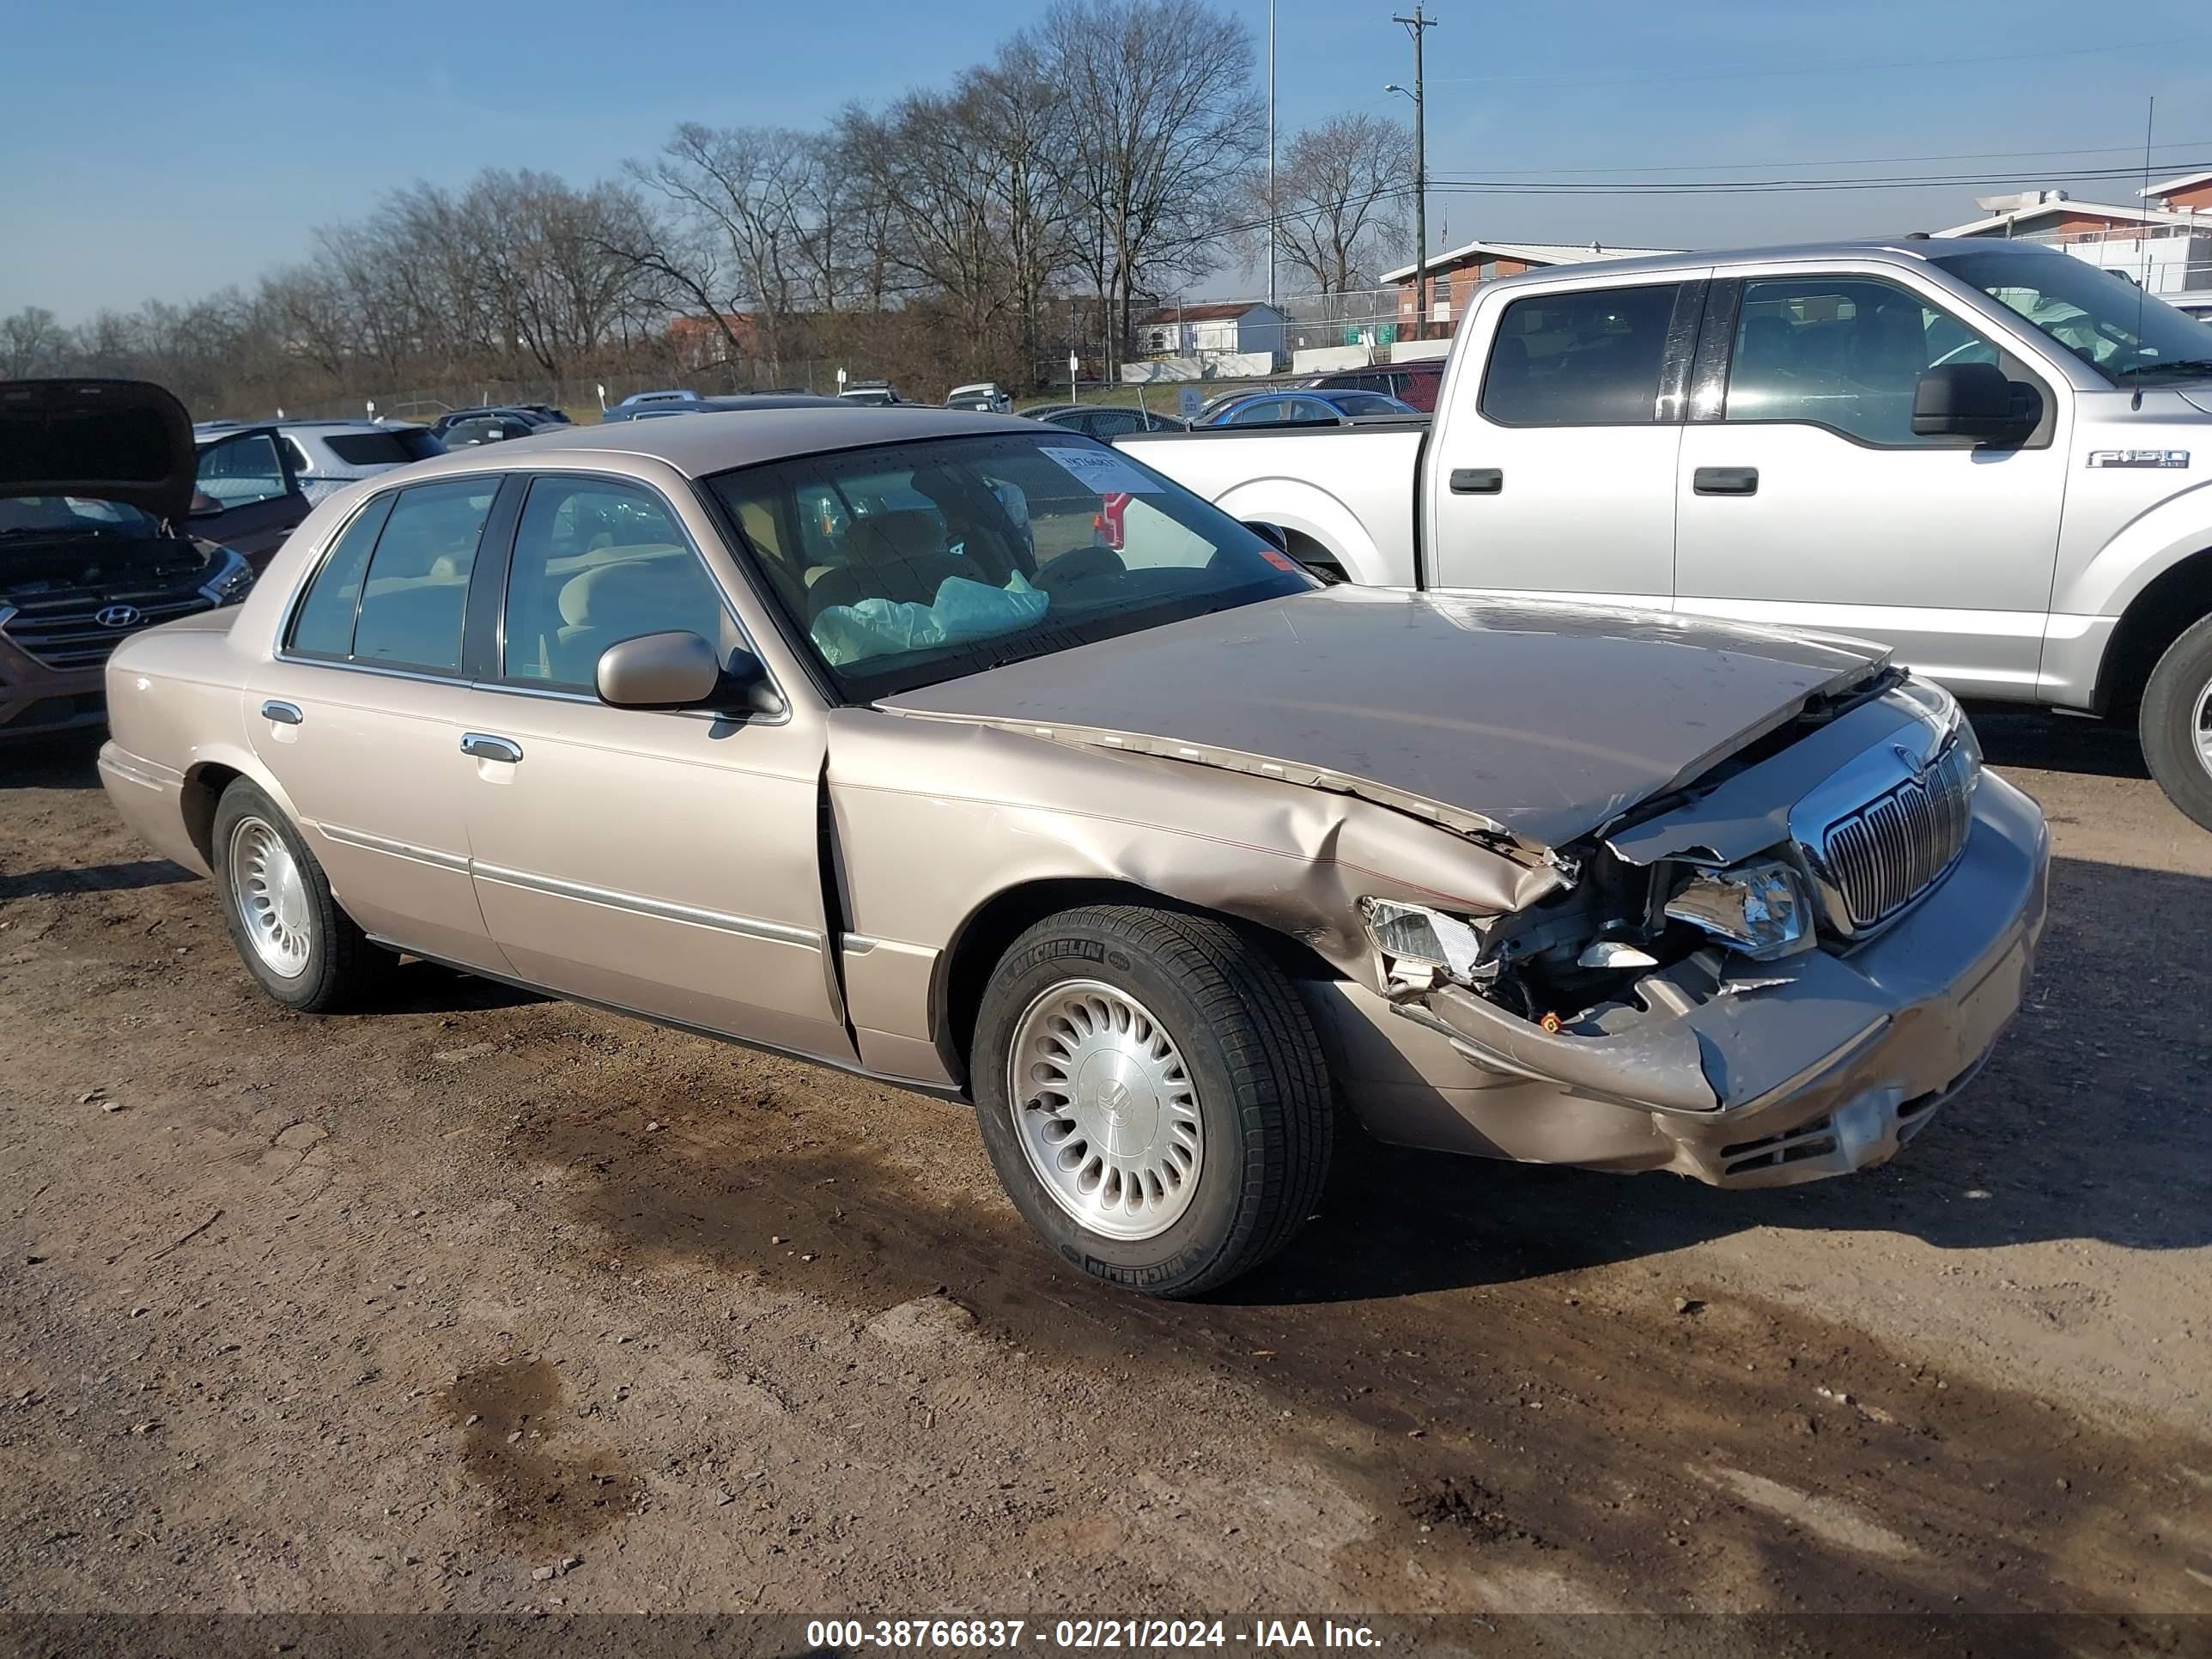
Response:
[1222, 848, 2212, 1308]
[0, 858, 195, 901]
[1965, 702, 2150, 781]
[0, 731, 106, 789]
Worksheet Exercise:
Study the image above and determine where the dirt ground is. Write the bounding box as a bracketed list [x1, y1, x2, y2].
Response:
[2, 711, 2209, 1640]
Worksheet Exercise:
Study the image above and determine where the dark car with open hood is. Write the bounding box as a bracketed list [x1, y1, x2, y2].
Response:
[2, 379, 283, 740]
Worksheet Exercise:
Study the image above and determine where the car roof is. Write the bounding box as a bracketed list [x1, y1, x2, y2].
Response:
[401, 404, 1045, 481]
[1473, 236, 2047, 294]
[194, 418, 425, 434]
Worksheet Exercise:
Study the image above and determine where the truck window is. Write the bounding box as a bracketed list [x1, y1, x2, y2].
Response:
[1724, 276, 2002, 446]
[1479, 283, 1681, 426]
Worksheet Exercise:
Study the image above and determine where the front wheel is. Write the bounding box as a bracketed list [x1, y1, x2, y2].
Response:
[2139, 614, 2212, 832]
[971, 905, 1332, 1297]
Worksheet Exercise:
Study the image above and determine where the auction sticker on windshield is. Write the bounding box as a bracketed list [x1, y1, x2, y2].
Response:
[1040, 446, 1163, 495]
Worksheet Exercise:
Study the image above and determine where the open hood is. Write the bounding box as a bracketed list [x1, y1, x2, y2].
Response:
[0, 379, 198, 522]
[879, 586, 1890, 851]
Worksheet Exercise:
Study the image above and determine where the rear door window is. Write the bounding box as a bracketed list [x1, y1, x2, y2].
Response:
[195, 431, 292, 507]
[295, 479, 496, 672]
[287, 496, 392, 658]
[323, 429, 442, 466]
[1480, 283, 1683, 426]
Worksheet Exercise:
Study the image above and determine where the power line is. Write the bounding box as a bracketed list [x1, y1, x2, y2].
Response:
[1431, 140, 2212, 178]
[1424, 36, 2194, 89]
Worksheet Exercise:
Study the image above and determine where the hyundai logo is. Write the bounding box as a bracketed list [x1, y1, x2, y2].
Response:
[94, 605, 142, 629]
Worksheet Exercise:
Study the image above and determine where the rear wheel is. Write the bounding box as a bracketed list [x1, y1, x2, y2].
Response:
[211, 779, 394, 1012]
[971, 904, 1332, 1297]
[2139, 613, 2212, 832]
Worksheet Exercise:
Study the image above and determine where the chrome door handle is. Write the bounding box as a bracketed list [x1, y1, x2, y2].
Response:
[460, 732, 524, 764]
[260, 700, 303, 726]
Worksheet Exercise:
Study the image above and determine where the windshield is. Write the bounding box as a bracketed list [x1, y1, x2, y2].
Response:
[0, 496, 158, 538]
[1935, 246, 2212, 382]
[708, 431, 1314, 700]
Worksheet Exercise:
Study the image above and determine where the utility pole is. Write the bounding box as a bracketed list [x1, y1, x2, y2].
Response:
[1391, 5, 1438, 339]
[1267, 0, 1277, 310]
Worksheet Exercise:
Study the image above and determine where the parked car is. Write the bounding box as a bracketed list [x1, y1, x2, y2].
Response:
[946, 382, 1014, 413]
[428, 405, 566, 441]
[2, 380, 267, 740]
[94, 407, 2046, 1296]
[605, 389, 702, 421]
[197, 420, 444, 505]
[1195, 388, 1418, 426]
[1302, 359, 1445, 412]
[838, 380, 905, 406]
[1122, 238, 2212, 830]
[191, 423, 314, 567]
[601, 394, 851, 422]
[1024, 404, 1188, 439]
[438, 413, 541, 448]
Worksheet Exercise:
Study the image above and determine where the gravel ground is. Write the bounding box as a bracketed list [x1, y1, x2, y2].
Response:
[1, 712, 2208, 1632]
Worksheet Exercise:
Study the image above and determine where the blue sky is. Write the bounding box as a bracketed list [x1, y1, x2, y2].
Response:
[3, 0, 2209, 319]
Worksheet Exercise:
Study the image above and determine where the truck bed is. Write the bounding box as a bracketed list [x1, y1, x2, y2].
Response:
[1116, 418, 1428, 587]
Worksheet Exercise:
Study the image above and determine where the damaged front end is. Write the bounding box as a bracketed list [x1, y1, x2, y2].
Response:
[1340, 676, 2051, 1187]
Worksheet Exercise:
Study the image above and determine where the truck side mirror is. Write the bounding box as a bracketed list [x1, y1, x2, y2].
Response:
[1912, 363, 2038, 441]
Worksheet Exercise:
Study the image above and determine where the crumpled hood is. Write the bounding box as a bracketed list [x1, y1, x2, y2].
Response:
[879, 586, 1889, 850]
[0, 378, 198, 522]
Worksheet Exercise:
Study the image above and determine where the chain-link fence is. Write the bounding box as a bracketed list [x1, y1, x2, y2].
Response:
[1275, 288, 1404, 356]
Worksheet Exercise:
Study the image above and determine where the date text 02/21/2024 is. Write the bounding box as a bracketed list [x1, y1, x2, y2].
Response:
[803, 1620, 1382, 1650]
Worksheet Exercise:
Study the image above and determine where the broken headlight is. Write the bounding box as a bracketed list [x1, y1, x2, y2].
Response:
[1662, 858, 1815, 961]
[1359, 896, 1486, 980]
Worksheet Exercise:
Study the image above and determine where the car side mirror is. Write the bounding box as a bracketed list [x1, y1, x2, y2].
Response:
[1911, 362, 2038, 441]
[596, 632, 786, 718]
[187, 489, 228, 518]
[1244, 520, 1291, 553]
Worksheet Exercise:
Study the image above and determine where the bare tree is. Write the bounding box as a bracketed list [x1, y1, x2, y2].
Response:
[1257, 113, 1413, 294]
[628, 124, 823, 376]
[0, 306, 68, 377]
[1042, 0, 1263, 372]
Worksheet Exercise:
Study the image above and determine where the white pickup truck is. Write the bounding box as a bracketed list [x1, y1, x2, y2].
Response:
[1120, 237, 2212, 830]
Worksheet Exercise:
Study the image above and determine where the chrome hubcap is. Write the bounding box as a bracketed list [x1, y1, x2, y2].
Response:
[2194, 679, 2212, 779]
[1008, 979, 1202, 1242]
[228, 816, 313, 979]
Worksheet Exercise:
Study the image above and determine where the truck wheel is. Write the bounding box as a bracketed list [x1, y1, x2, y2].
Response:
[2139, 614, 2212, 832]
[210, 779, 395, 1012]
[971, 904, 1332, 1297]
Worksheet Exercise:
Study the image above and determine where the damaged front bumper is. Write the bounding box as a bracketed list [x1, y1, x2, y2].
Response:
[1304, 773, 2050, 1188]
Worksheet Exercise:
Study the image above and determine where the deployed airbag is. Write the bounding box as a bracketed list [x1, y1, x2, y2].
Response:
[811, 572, 1049, 667]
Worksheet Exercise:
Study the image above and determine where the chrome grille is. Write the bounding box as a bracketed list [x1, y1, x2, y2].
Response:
[1818, 739, 1977, 932]
[0, 592, 215, 671]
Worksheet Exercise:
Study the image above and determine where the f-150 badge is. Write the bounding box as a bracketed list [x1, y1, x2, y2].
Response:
[2087, 449, 2190, 468]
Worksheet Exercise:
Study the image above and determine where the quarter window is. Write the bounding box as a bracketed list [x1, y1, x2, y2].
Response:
[1724, 276, 2003, 445]
[1480, 283, 1682, 426]
[500, 477, 733, 691]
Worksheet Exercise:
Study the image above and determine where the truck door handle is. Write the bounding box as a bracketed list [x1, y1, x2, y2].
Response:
[460, 732, 524, 764]
[259, 700, 303, 726]
[1693, 466, 1759, 495]
[1449, 467, 1504, 495]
